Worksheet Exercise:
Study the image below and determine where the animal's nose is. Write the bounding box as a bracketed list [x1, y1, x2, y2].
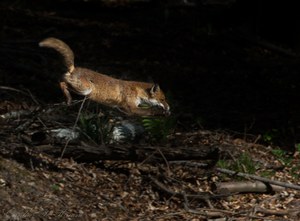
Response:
[158, 103, 170, 116]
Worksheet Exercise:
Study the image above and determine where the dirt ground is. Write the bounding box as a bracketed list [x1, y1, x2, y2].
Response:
[1, 1, 300, 220]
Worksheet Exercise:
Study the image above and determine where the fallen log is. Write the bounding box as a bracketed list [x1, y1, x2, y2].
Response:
[36, 142, 219, 163]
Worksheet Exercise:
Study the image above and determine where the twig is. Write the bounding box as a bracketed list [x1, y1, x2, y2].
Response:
[182, 194, 251, 218]
[253, 134, 261, 144]
[149, 175, 230, 200]
[0, 85, 29, 95]
[72, 96, 87, 131]
[60, 139, 71, 159]
[60, 96, 87, 158]
[156, 147, 171, 176]
[182, 194, 206, 218]
[25, 88, 39, 105]
[0, 86, 39, 105]
[149, 174, 237, 218]
[251, 194, 279, 219]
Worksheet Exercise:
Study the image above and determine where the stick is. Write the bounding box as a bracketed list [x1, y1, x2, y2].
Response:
[213, 181, 285, 194]
[170, 161, 300, 191]
[60, 96, 87, 158]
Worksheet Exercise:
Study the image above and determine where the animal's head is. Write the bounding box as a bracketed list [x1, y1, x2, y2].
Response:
[138, 84, 170, 116]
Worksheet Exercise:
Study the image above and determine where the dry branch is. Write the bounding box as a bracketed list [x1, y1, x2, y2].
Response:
[149, 176, 227, 201]
[216, 168, 300, 191]
[170, 161, 300, 191]
[255, 207, 300, 217]
[213, 181, 285, 194]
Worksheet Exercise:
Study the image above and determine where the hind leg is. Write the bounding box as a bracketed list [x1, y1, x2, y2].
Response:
[60, 81, 72, 105]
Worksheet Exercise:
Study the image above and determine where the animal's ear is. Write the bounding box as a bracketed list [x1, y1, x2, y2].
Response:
[150, 84, 160, 95]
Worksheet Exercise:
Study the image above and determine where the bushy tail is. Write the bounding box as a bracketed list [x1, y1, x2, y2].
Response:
[39, 37, 75, 73]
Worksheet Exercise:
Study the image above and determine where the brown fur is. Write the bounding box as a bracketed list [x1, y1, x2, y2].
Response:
[39, 37, 170, 116]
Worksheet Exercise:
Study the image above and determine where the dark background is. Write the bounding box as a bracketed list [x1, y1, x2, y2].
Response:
[1, 0, 300, 149]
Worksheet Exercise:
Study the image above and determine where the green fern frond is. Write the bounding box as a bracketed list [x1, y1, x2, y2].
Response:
[141, 116, 176, 141]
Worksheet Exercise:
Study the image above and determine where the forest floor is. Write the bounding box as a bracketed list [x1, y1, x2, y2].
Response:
[1, 1, 300, 220]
